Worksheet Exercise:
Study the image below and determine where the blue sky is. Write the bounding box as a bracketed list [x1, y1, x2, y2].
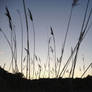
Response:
[0, 0, 92, 77]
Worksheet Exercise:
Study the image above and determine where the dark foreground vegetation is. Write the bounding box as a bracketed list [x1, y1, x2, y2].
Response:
[0, 67, 92, 92]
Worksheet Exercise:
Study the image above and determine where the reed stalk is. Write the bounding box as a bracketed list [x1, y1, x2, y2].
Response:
[50, 27, 57, 77]
[28, 8, 36, 78]
[81, 63, 92, 78]
[59, 0, 91, 78]
[23, 0, 30, 79]
[17, 10, 24, 74]
[57, 2, 75, 77]
[48, 39, 50, 78]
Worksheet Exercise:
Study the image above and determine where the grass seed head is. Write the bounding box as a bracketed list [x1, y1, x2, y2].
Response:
[28, 8, 33, 22]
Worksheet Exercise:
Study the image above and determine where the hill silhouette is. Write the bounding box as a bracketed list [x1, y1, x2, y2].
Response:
[0, 67, 92, 92]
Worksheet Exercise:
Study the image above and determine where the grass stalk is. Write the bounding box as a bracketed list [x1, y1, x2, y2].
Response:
[57, 5, 74, 77]
[17, 10, 24, 74]
[0, 28, 16, 68]
[28, 8, 36, 78]
[59, 0, 91, 78]
[5, 7, 14, 72]
[81, 63, 92, 78]
[57, 0, 80, 77]
[50, 27, 57, 77]
[48, 40, 50, 78]
[23, 0, 30, 79]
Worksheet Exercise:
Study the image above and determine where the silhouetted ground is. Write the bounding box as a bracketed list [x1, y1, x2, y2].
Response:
[0, 67, 92, 92]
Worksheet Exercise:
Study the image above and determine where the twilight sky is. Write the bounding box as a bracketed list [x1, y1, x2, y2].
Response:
[0, 0, 92, 77]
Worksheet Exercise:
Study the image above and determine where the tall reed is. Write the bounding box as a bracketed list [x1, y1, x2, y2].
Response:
[28, 8, 36, 78]
[23, 0, 30, 79]
[59, 0, 92, 78]
[5, 7, 14, 72]
[0, 28, 16, 71]
[17, 10, 24, 74]
[57, 0, 79, 77]
[81, 63, 92, 78]
[50, 26, 57, 77]
[48, 37, 51, 78]
[5, 7, 18, 73]
[71, 0, 91, 78]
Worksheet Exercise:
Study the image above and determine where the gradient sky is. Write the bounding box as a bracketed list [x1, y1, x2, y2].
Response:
[0, 0, 92, 77]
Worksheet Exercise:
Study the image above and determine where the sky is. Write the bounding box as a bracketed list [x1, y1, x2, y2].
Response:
[0, 0, 92, 78]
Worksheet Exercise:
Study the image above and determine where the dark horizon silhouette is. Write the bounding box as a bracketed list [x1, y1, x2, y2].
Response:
[0, 67, 92, 92]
